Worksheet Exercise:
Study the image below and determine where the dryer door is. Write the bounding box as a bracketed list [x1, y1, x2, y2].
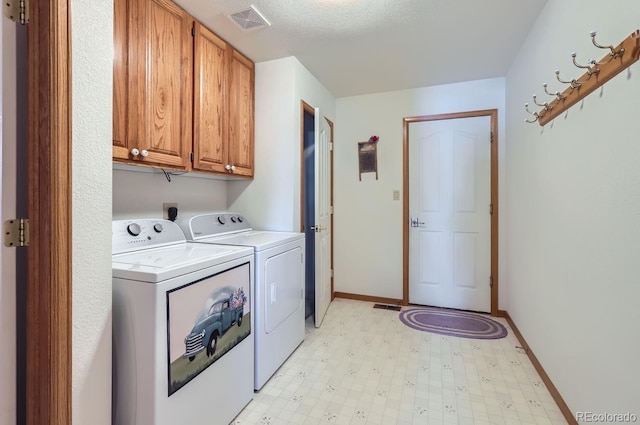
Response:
[263, 246, 304, 333]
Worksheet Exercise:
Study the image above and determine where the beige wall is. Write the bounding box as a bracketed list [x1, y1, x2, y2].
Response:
[334, 78, 507, 304]
[71, 1, 113, 424]
[505, 0, 640, 415]
[112, 168, 228, 220]
[228, 56, 336, 231]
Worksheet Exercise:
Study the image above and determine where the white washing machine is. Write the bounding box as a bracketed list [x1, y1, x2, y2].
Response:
[182, 212, 305, 390]
[112, 218, 255, 425]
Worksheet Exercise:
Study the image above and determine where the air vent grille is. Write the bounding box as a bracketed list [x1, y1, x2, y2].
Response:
[228, 5, 270, 31]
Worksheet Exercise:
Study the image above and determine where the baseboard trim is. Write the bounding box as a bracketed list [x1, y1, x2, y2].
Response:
[501, 311, 577, 425]
[334, 292, 403, 306]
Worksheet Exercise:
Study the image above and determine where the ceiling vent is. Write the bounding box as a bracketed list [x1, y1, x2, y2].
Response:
[227, 5, 270, 31]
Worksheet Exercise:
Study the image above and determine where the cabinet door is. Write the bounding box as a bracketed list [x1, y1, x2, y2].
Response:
[228, 48, 255, 177]
[192, 22, 228, 173]
[119, 0, 192, 169]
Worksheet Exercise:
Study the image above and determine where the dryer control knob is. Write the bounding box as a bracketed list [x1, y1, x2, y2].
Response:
[127, 223, 141, 236]
[153, 223, 163, 233]
[217, 216, 226, 225]
[237, 216, 244, 223]
[230, 216, 237, 223]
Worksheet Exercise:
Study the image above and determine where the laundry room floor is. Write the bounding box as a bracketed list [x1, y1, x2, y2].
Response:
[232, 298, 568, 425]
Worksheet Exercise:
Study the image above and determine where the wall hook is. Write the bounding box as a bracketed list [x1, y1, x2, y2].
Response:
[532, 95, 552, 110]
[555, 70, 582, 89]
[524, 103, 541, 123]
[543, 83, 566, 101]
[571, 52, 599, 76]
[591, 30, 625, 64]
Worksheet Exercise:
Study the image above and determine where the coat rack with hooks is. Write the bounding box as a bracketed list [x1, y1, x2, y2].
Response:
[525, 30, 640, 126]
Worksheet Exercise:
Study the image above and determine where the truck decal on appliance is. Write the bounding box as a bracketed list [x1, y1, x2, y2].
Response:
[166, 262, 251, 396]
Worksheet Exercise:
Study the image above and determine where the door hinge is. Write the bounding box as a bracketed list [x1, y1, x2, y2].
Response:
[330, 269, 334, 278]
[3, 219, 30, 247]
[3, 0, 29, 24]
[190, 152, 194, 162]
[489, 275, 494, 288]
[329, 142, 333, 151]
[490, 131, 494, 143]
[191, 26, 195, 36]
[489, 203, 493, 215]
[329, 206, 333, 214]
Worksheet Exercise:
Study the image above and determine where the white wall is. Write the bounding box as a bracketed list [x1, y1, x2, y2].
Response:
[71, 1, 113, 424]
[113, 168, 227, 220]
[334, 79, 507, 303]
[228, 56, 336, 231]
[505, 0, 640, 417]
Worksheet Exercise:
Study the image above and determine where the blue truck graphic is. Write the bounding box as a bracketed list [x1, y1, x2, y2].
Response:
[183, 287, 246, 360]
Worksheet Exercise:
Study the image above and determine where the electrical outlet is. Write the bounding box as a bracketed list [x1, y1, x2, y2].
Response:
[163, 203, 178, 220]
[393, 190, 400, 201]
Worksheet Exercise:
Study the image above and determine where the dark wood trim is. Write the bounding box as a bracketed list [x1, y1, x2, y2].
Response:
[402, 109, 499, 316]
[334, 291, 403, 306]
[26, 1, 73, 425]
[502, 312, 578, 425]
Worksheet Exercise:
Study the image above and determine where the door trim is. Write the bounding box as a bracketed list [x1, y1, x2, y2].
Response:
[26, 1, 73, 424]
[402, 109, 499, 316]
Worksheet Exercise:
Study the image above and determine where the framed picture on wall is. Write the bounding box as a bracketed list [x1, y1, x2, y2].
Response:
[358, 141, 378, 180]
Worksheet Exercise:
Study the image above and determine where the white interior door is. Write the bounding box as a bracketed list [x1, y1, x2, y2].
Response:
[1, 15, 17, 425]
[409, 116, 491, 312]
[314, 111, 331, 327]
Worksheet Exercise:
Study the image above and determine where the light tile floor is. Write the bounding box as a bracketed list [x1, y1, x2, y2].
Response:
[232, 298, 568, 425]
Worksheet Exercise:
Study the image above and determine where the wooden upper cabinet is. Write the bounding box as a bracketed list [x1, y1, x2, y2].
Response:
[113, 0, 254, 177]
[228, 49, 255, 177]
[192, 22, 228, 173]
[113, 0, 192, 169]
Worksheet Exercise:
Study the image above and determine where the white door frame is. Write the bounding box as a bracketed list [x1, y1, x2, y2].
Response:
[402, 109, 499, 316]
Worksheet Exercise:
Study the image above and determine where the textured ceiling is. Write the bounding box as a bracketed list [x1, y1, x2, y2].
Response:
[174, 0, 548, 97]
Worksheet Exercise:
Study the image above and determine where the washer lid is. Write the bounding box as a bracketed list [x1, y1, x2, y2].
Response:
[194, 230, 305, 251]
[112, 243, 253, 283]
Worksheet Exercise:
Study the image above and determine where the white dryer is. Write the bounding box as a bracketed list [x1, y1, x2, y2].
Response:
[112, 219, 255, 425]
[182, 213, 305, 390]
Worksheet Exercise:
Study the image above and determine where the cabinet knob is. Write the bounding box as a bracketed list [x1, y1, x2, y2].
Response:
[230, 165, 236, 172]
[225, 164, 232, 171]
[130, 148, 139, 156]
[140, 149, 149, 157]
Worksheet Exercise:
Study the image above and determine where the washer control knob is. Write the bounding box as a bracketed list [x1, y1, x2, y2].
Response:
[127, 223, 141, 236]
[217, 216, 226, 225]
[230, 216, 237, 223]
[237, 216, 244, 223]
[153, 223, 163, 233]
